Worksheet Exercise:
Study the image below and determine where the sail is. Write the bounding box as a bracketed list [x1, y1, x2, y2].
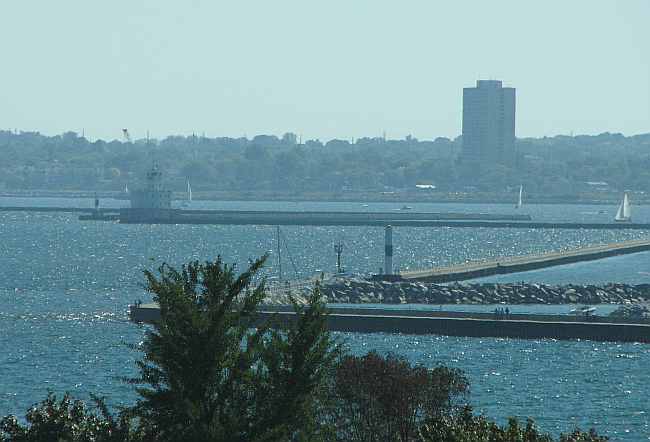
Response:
[615, 202, 624, 221]
[615, 192, 631, 222]
[623, 193, 631, 219]
[515, 185, 523, 209]
[187, 180, 192, 202]
[125, 183, 129, 193]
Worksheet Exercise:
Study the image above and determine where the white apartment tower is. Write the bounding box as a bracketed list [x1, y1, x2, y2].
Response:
[461, 80, 516, 169]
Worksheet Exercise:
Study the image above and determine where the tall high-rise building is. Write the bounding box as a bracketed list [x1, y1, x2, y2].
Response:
[461, 80, 515, 169]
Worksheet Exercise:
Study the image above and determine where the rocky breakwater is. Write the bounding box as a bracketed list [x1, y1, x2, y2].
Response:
[319, 279, 650, 305]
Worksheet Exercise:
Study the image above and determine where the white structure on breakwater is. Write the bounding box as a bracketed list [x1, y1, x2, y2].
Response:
[121, 164, 173, 222]
[129, 164, 172, 210]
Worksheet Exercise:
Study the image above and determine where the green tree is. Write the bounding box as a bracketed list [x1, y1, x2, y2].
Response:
[128, 255, 338, 441]
[0, 392, 135, 442]
[419, 407, 608, 442]
[330, 351, 469, 442]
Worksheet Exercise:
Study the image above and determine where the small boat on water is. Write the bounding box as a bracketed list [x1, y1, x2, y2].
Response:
[614, 192, 631, 222]
[400, 205, 413, 210]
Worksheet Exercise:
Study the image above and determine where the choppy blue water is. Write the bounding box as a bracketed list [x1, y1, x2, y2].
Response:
[1, 199, 649, 440]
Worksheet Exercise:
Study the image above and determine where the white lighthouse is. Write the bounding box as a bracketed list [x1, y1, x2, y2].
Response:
[122, 163, 173, 222]
[129, 164, 172, 210]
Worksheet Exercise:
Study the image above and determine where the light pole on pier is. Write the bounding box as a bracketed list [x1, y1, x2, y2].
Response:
[384, 225, 393, 275]
[276, 225, 282, 281]
[334, 241, 344, 274]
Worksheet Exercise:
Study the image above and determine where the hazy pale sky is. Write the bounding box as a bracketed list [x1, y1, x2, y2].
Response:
[1, 0, 648, 141]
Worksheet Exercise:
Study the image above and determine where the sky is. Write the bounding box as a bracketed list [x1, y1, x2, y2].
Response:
[0, 0, 648, 142]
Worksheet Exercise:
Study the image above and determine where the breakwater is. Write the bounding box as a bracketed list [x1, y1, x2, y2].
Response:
[6, 206, 650, 230]
[399, 239, 650, 282]
[128, 280, 650, 343]
[113, 208, 650, 229]
[274, 312, 650, 343]
[0, 206, 119, 214]
[319, 280, 650, 305]
[128, 303, 650, 343]
[118, 208, 532, 225]
[116, 208, 650, 229]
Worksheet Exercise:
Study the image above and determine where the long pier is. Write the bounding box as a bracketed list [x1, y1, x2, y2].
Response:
[401, 238, 650, 283]
[4, 206, 650, 229]
[0, 206, 120, 214]
[118, 209, 650, 229]
[117, 209, 650, 228]
[128, 304, 650, 343]
[118, 209, 532, 225]
[0, 206, 529, 222]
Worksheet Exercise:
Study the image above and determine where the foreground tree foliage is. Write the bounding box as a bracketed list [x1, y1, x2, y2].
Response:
[0, 255, 609, 441]
[331, 351, 469, 441]
[0, 395, 608, 442]
[0, 392, 135, 442]
[420, 407, 608, 442]
[129, 255, 339, 441]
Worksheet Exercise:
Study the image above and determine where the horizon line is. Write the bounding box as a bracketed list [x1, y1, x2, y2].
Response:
[2, 128, 649, 144]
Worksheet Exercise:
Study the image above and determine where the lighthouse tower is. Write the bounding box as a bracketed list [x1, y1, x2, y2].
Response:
[129, 164, 172, 210]
[123, 163, 173, 222]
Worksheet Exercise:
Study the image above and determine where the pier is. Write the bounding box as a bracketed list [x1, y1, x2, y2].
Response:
[0, 206, 120, 214]
[400, 238, 650, 283]
[128, 304, 650, 343]
[117, 208, 532, 225]
[0, 206, 121, 220]
[4, 206, 650, 229]
[116, 209, 650, 229]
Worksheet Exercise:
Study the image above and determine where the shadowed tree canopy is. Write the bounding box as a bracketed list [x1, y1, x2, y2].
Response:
[331, 351, 469, 442]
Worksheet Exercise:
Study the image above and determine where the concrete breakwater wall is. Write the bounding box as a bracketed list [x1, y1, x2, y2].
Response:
[118, 208, 532, 225]
[130, 303, 647, 325]
[401, 239, 650, 282]
[263, 312, 650, 343]
[316, 280, 650, 305]
[128, 304, 650, 342]
[0, 206, 119, 214]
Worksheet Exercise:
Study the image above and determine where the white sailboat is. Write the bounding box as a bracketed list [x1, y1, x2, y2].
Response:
[515, 185, 523, 209]
[124, 183, 129, 194]
[614, 192, 631, 222]
[187, 180, 193, 202]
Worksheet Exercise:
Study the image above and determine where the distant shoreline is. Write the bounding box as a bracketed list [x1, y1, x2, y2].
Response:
[0, 190, 645, 206]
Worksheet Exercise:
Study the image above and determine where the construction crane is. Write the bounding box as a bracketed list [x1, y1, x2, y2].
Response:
[122, 129, 132, 142]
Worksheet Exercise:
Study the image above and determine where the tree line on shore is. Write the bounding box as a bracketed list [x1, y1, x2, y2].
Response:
[1, 129, 649, 196]
[1, 255, 607, 441]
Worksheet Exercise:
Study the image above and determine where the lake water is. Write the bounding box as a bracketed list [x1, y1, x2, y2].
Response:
[1, 198, 649, 440]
